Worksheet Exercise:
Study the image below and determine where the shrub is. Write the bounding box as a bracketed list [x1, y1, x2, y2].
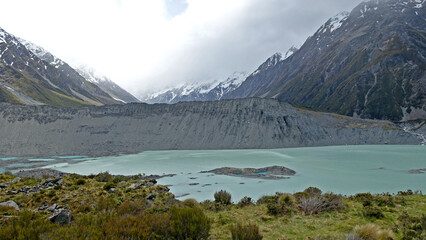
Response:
[397, 211, 426, 239]
[230, 222, 263, 240]
[214, 190, 232, 205]
[299, 193, 344, 215]
[75, 179, 86, 185]
[352, 224, 395, 240]
[266, 194, 296, 216]
[299, 196, 328, 215]
[375, 195, 395, 207]
[294, 192, 309, 202]
[353, 193, 374, 207]
[115, 200, 148, 216]
[105, 212, 171, 239]
[304, 187, 322, 196]
[257, 195, 278, 205]
[170, 206, 211, 240]
[103, 182, 116, 191]
[238, 196, 254, 208]
[363, 206, 384, 219]
[95, 196, 117, 212]
[0, 210, 54, 240]
[182, 198, 200, 208]
[95, 172, 113, 182]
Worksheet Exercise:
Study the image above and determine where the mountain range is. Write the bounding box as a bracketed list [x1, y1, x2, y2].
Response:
[146, 0, 425, 122]
[0, 28, 138, 107]
[224, 0, 425, 121]
[0, 0, 424, 123]
[141, 72, 248, 104]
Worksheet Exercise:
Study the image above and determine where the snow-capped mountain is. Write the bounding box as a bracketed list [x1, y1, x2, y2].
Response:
[18, 38, 139, 104]
[76, 66, 139, 103]
[225, 0, 426, 121]
[0, 27, 121, 106]
[141, 72, 248, 104]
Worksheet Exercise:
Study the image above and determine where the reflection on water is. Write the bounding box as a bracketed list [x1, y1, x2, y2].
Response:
[18, 146, 426, 201]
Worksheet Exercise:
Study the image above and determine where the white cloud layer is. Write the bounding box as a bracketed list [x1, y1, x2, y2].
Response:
[0, 0, 362, 96]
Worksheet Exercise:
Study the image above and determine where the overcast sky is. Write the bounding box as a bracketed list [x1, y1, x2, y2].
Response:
[0, 0, 362, 96]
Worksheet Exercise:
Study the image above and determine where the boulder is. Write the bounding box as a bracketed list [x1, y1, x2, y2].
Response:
[146, 193, 156, 200]
[47, 203, 58, 212]
[0, 200, 20, 211]
[10, 177, 21, 183]
[49, 209, 72, 225]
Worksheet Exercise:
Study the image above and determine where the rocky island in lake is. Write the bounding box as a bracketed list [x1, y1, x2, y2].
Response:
[201, 165, 296, 180]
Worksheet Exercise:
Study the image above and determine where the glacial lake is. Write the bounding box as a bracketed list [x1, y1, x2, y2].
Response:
[38, 145, 426, 201]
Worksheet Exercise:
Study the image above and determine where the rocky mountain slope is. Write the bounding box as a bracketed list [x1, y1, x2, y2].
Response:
[142, 72, 247, 104]
[225, 0, 425, 121]
[17, 38, 139, 104]
[0, 27, 122, 107]
[0, 98, 419, 157]
[75, 66, 139, 103]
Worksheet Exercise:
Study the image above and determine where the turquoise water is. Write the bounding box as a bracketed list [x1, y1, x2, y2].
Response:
[43, 145, 426, 201]
[52, 156, 89, 159]
[28, 158, 56, 162]
[0, 157, 20, 161]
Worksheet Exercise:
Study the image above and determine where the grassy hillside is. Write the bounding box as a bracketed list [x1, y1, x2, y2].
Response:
[0, 173, 424, 239]
[0, 86, 22, 104]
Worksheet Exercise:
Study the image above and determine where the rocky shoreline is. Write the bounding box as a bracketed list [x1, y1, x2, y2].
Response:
[201, 166, 296, 180]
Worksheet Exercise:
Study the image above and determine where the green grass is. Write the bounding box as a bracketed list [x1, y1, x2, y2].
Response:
[0, 173, 424, 239]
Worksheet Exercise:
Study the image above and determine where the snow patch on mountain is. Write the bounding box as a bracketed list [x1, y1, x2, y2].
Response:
[330, 12, 349, 32]
[142, 72, 248, 104]
[18, 38, 65, 68]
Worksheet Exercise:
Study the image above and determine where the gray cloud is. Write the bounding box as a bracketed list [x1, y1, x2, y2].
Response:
[139, 0, 362, 95]
[0, 0, 363, 96]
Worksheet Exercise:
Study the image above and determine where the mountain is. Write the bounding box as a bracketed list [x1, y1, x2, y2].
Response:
[17, 37, 139, 104]
[75, 66, 139, 103]
[0, 27, 121, 107]
[225, 0, 426, 121]
[142, 72, 247, 104]
[0, 98, 419, 157]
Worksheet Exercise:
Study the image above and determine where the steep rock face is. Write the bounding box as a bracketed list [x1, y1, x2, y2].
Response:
[0, 27, 120, 107]
[226, 0, 425, 121]
[0, 98, 418, 157]
[142, 72, 247, 104]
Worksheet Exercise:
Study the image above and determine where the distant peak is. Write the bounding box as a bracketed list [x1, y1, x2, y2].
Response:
[266, 52, 282, 65]
[283, 46, 299, 60]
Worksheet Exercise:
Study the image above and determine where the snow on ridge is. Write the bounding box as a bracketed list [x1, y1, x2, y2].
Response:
[144, 72, 248, 102]
[329, 11, 349, 32]
[283, 46, 299, 60]
[17, 37, 65, 67]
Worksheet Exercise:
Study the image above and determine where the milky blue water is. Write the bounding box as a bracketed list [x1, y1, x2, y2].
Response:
[42, 145, 426, 201]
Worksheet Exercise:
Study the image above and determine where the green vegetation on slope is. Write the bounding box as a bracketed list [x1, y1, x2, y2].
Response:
[0, 173, 425, 239]
[0, 86, 22, 104]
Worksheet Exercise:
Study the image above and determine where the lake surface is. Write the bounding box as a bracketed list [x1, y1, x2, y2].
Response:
[41, 145, 425, 201]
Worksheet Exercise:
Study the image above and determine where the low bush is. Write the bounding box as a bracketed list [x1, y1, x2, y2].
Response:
[214, 190, 232, 205]
[363, 206, 384, 219]
[103, 182, 116, 191]
[266, 194, 296, 216]
[352, 224, 395, 240]
[397, 211, 426, 239]
[299, 193, 344, 215]
[0, 210, 54, 240]
[170, 206, 211, 240]
[238, 196, 254, 208]
[95, 172, 113, 182]
[75, 179, 86, 185]
[230, 222, 263, 240]
[304, 187, 322, 196]
[182, 198, 200, 208]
